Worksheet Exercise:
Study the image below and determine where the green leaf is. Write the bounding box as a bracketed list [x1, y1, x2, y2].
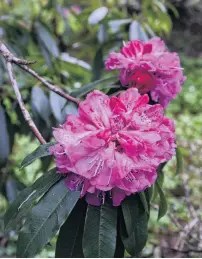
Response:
[16, 181, 80, 258]
[138, 192, 149, 214]
[92, 47, 104, 81]
[114, 211, 125, 258]
[88, 7, 108, 25]
[156, 180, 168, 220]
[121, 195, 148, 257]
[4, 168, 61, 231]
[71, 77, 117, 98]
[31, 86, 51, 126]
[145, 185, 154, 203]
[35, 21, 59, 57]
[176, 147, 183, 175]
[49, 91, 66, 123]
[21, 142, 55, 169]
[83, 202, 117, 258]
[129, 21, 149, 41]
[55, 199, 87, 258]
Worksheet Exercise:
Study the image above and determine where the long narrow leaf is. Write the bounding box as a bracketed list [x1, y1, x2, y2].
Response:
[55, 199, 87, 258]
[156, 180, 168, 220]
[83, 202, 117, 258]
[16, 181, 80, 257]
[4, 168, 61, 231]
[71, 76, 117, 98]
[21, 142, 55, 169]
[121, 195, 148, 257]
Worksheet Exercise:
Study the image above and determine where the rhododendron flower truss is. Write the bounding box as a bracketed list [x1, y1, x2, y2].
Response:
[50, 88, 176, 206]
[105, 37, 186, 107]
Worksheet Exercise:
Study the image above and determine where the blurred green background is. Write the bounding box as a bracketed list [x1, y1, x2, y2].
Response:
[0, 0, 202, 257]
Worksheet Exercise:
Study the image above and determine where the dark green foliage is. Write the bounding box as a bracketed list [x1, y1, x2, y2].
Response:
[121, 195, 148, 257]
[83, 203, 117, 258]
[4, 168, 61, 231]
[16, 180, 80, 257]
[55, 199, 87, 258]
[21, 142, 55, 169]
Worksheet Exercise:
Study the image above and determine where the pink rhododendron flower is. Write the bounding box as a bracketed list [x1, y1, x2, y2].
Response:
[50, 88, 176, 206]
[105, 37, 186, 107]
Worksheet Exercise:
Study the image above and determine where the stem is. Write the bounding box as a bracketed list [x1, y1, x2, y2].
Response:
[6, 62, 46, 144]
[20, 64, 80, 105]
[0, 40, 80, 104]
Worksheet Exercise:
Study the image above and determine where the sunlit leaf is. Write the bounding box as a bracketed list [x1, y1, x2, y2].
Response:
[129, 21, 149, 41]
[88, 7, 108, 25]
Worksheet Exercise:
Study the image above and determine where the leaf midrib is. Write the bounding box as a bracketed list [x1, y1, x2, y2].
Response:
[21, 189, 70, 257]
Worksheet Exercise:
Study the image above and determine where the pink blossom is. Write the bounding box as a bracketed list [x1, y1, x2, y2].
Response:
[50, 88, 176, 206]
[105, 37, 186, 107]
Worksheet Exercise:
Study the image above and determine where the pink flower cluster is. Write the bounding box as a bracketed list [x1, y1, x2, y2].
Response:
[50, 88, 176, 206]
[105, 37, 186, 107]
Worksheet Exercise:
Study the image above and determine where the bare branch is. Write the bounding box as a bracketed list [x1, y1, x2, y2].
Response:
[0, 40, 80, 104]
[0, 41, 36, 65]
[6, 62, 46, 144]
[19, 64, 80, 105]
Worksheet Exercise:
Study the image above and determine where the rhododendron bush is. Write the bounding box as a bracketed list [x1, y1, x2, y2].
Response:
[3, 35, 185, 258]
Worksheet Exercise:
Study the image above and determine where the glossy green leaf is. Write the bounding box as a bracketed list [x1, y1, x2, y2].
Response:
[121, 195, 148, 257]
[31, 86, 51, 126]
[35, 21, 59, 57]
[4, 168, 61, 231]
[88, 7, 108, 25]
[55, 199, 87, 258]
[176, 147, 183, 175]
[16, 181, 80, 258]
[156, 180, 168, 220]
[92, 47, 104, 81]
[71, 77, 117, 98]
[49, 91, 66, 123]
[138, 192, 149, 214]
[114, 212, 125, 258]
[83, 203, 117, 258]
[129, 21, 149, 41]
[21, 142, 55, 169]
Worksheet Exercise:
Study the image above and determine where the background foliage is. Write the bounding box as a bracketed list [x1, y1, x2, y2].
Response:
[0, 0, 202, 257]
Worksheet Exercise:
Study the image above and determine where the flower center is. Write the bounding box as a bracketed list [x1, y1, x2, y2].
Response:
[127, 69, 155, 94]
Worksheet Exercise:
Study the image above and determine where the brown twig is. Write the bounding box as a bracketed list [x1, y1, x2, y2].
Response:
[0, 41, 36, 65]
[19, 64, 80, 104]
[0, 40, 80, 105]
[6, 62, 46, 144]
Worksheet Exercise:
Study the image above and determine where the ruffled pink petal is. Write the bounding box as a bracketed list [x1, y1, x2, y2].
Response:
[121, 40, 144, 59]
[147, 37, 166, 52]
[116, 170, 157, 193]
[119, 88, 140, 111]
[79, 90, 111, 129]
[105, 37, 185, 106]
[50, 88, 176, 206]
[105, 52, 132, 70]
